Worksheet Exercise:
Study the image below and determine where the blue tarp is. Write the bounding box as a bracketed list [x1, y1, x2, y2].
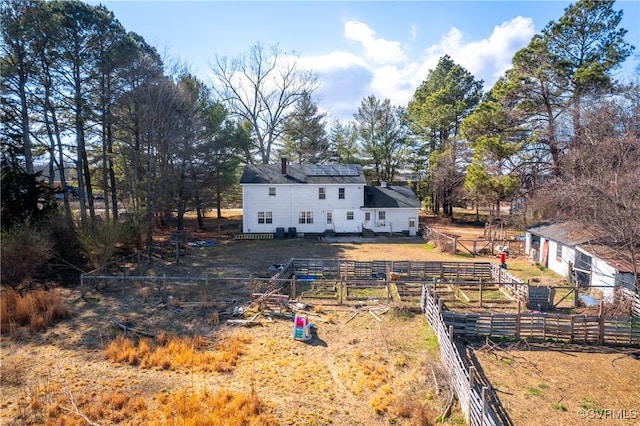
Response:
[578, 294, 599, 307]
[188, 240, 215, 247]
[297, 274, 317, 282]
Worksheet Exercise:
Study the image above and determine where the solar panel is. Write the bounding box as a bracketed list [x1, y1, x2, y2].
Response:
[305, 164, 360, 176]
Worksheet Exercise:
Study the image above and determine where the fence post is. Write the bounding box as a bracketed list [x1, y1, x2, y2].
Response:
[386, 265, 391, 303]
[469, 365, 476, 388]
[598, 300, 605, 345]
[81, 275, 85, 297]
[291, 275, 297, 300]
[479, 279, 483, 308]
[449, 325, 454, 343]
[515, 301, 521, 340]
[481, 386, 489, 426]
[163, 273, 167, 303]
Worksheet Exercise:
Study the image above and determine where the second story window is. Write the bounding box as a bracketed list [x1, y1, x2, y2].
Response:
[338, 188, 345, 199]
[268, 187, 276, 196]
[319, 187, 326, 200]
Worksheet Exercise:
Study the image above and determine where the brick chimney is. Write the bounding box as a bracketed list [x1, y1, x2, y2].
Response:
[281, 158, 287, 175]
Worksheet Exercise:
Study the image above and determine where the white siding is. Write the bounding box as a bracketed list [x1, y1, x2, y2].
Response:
[525, 232, 575, 277]
[362, 208, 418, 236]
[577, 248, 618, 300]
[241, 183, 363, 234]
[547, 241, 574, 278]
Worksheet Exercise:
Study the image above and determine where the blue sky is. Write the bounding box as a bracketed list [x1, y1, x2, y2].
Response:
[93, 0, 640, 121]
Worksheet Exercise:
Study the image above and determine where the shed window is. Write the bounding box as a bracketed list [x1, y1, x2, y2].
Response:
[268, 187, 276, 196]
[556, 243, 563, 260]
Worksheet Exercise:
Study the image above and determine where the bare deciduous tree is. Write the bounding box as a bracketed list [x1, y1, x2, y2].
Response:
[210, 43, 318, 164]
[534, 86, 640, 287]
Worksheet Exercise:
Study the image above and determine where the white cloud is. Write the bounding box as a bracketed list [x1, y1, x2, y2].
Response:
[369, 16, 536, 108]
[344, 20, 407, 65]
[300, 17, 536, 120]
[424, 17, 536, 85]
[409, 24, 418, 42]
[299, 51, 370, 73]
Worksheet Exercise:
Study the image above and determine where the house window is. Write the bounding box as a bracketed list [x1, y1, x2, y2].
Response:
[318, 187, 326, 200]
[326, 212, 332, 224]
[346, 211, 354, 220]
[299, 211, 313, 224]
[409, 218, 416, 228]
[268, 187, 276, 196]
[365, 212, 371, 221]
[378, 211, 386, 221]
[258, 211, 272, 224]
[556, 243, 563, 260]
[338, 188, 345, 199]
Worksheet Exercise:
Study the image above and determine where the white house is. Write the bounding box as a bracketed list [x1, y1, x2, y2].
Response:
[239, 160, 421, 237]
[526, 221, 638, 299]
[525, 222, 591, 278]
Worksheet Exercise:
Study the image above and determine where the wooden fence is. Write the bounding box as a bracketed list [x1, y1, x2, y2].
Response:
[288, 258, 493, 281]
[490, 264, 528, 301]
[441, 310, 640, 346]
[421, 286, 501, 426]
[621, 288, 640, 317]
[421, 284, 640, 425]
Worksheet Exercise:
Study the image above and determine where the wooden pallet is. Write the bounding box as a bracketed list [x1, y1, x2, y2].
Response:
[235, 233, 274, 240]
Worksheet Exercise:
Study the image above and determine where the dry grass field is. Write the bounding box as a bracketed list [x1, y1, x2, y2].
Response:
[1, 212, 638, 425]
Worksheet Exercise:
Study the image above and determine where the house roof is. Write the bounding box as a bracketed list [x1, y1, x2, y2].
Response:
[526, 221, 594, 246]
[577, 243, 640, 274]
[363, 185, 421, 209]
[239, 163, 366, 185]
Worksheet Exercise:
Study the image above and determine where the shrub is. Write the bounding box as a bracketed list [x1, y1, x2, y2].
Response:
[105, 333, 253, 373]
[0, 225, 53, 287]
[154, 388, 276, 426]
[371, 384, 393, 414]
[78, 220, 138, 272]
[0, 287, 70, 334]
